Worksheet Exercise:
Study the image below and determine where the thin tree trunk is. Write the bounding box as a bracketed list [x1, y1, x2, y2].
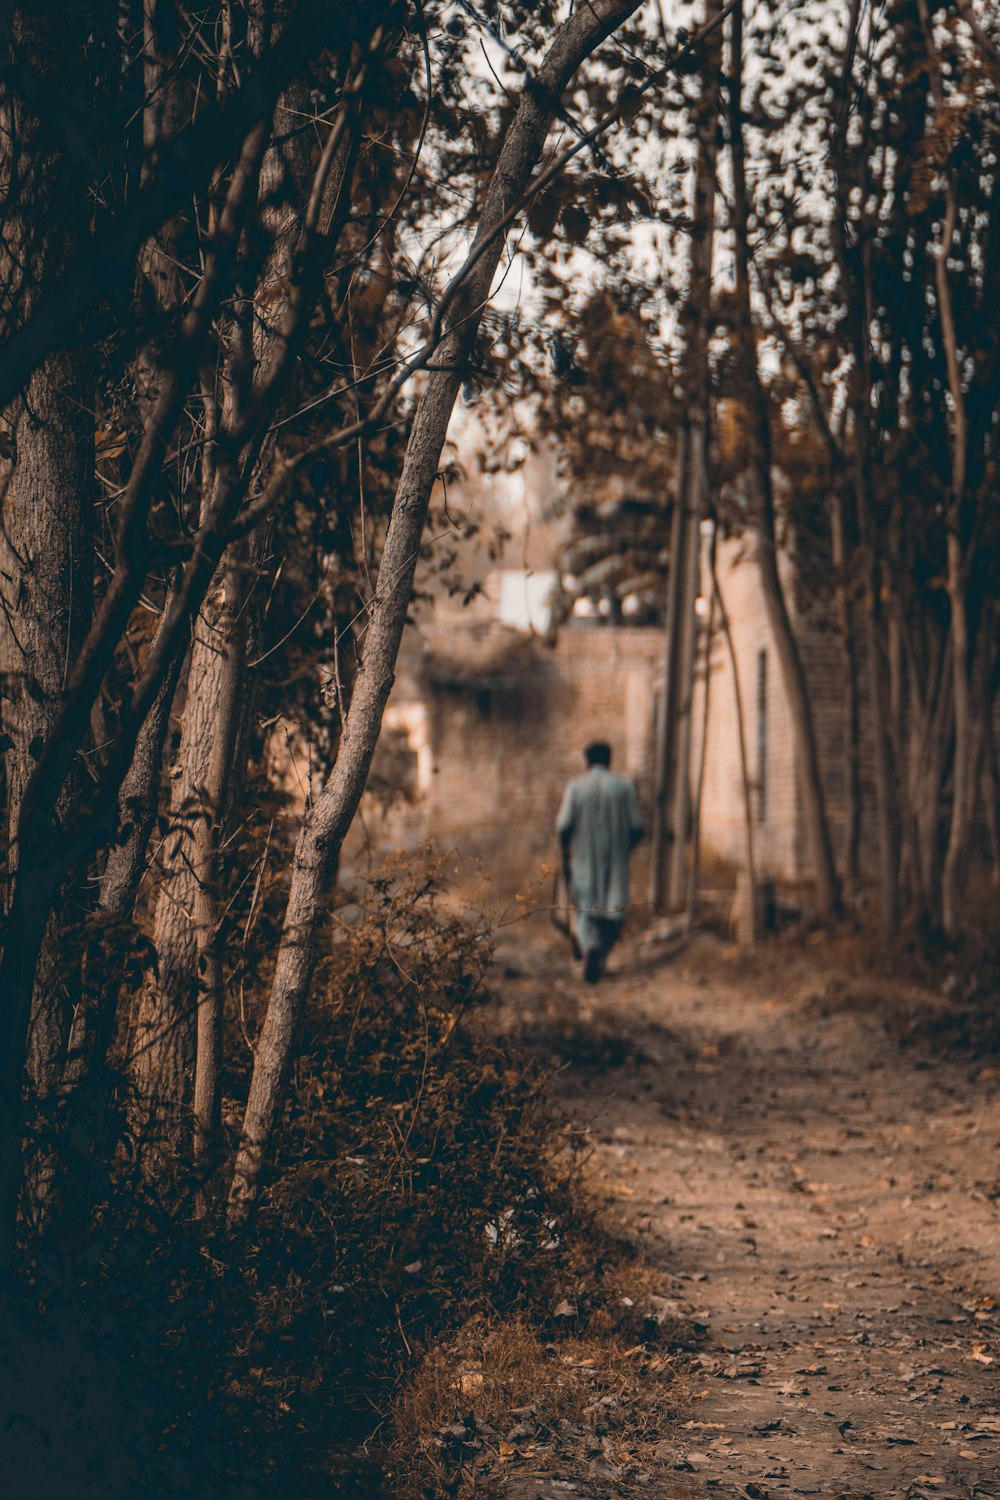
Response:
[917, 0, 976, 938]
[652, 0, 722, 913]
[981, 708, 1000, 886]
[227, 0, 645, 1230]
[938, 312, 975, 934]
[95, 0, 189, 935]
[132, 564, 251, 1136]
[99, 662, 182, 919]
[854, 457, 900, 930]
[902, 629, 950, 918]
[827, 0, 900, 931]
[830, 489, 861, 884]
[668, 396, 713, 909]
[728, 0, 840, 916]
[651, 424, 689, 909]
[687, 538, 718, 927]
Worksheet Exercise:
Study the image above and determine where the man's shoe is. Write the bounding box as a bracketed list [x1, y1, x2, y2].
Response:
[583, 949, 602, 984]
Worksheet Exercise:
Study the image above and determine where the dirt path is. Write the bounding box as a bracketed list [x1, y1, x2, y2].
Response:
[499, 929, 1000, 1500]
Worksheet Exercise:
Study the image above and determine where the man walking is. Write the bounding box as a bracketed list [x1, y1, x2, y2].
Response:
[556, 741, 644, 983]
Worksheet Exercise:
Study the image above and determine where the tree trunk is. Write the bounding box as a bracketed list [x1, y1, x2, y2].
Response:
[830, 489, 861, 884]
[0, 4, 100, 1251]
[827, 0, 901, 931]
[0, 7, 95, 1150]
[902, 630, 950, 919]
[99, 663, 181, 919]
[98, 0, 189, 919]
[651, 425, 689, 909]
[687, 535, 718, 926]
[915, 0, 982, 940]
[1, 358, 94, 1093]
[941, 569, 981, 938]
[727, 1, 840, 916]
[132, 564, 249, 1133]
[191, 550, 251, 1172]
[854, 460, 900, 930]
[651, 0, 722, 913]
[136, 55, 318, 1148]
[935, 231, 975, 935]
[981, 709, 1000, 886]
[227, 0, 645, 1229]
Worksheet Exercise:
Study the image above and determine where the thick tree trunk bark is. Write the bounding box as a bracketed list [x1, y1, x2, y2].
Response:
[0, 5, 99, 1249]
[227, 0, 644, 1229]
[2, 358, 94, 1095]
[0, 8, 95, 1160]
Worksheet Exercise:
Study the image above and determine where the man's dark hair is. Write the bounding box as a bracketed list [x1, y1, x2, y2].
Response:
[584, 741, 612, 767]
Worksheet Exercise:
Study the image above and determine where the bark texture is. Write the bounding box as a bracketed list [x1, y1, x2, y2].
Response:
[228, 0, 644, 1228]
[0, 5, 95, 1101]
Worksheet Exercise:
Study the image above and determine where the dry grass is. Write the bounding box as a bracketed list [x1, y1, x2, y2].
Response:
[388, 1300, 685, 1498]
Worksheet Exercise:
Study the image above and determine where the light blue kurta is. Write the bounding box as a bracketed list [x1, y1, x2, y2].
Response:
[556, 766, 644, 955]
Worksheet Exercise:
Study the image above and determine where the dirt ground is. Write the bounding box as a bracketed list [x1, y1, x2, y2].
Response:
[494, 922, 1000, 1500]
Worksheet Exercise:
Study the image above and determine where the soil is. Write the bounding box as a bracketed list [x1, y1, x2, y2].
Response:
[494, 924, 1000, 1500]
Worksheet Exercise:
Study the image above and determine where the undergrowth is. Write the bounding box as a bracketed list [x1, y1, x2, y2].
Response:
[4, 858, 682, 1498]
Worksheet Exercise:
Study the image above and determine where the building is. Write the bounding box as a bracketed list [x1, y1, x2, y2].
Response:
[359, 521, 865, 908]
